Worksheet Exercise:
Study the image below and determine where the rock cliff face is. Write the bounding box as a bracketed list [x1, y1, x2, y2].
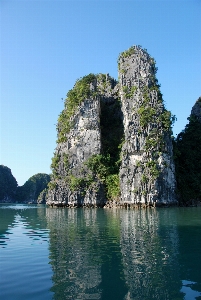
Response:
[47, 74, 121, 207]
[47, 46, 177, 207]
[47, 96, 105, 207]
[191, 97, 201, 122]
[0, 165, 18, 202]
[174, 96, 201, 204]
[118, 46, 176, 206]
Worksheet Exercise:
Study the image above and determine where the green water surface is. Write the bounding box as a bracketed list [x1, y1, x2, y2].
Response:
[0, 204, 201, 300]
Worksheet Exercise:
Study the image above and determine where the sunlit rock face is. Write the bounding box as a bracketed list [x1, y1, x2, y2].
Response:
[118, 46, 177, 206]
[46, 46, 177, 207]
[46, 93, 104, 207]
[46, 74, 119, 207]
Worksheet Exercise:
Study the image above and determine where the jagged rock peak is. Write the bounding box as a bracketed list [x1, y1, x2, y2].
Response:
[118, 45, 177, 206]
[191, 96, 201, 122]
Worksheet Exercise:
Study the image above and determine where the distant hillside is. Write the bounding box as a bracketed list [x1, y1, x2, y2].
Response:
[16, 173, 51, 203]
[0, 165, 18, 202]
[0, 166, 51, 204]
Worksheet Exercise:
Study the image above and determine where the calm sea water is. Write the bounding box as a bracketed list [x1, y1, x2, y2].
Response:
[0, 204, 201, 300]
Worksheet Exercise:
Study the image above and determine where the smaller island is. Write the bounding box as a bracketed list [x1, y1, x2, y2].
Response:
[0, 166, 50, 204]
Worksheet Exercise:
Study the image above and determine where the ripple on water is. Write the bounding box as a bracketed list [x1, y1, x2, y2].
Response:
[1, 205, 201, 300]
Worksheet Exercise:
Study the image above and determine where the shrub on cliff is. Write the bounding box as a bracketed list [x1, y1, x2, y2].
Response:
[57, 73, 97, 143]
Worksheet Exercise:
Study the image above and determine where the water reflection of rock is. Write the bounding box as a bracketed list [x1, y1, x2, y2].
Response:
[46, 208, 103, 299]
[177, 208, 201, 294]
[46, 207, 194, 300]
[0, 206, 16, 247]
[0, 205, 49, 247]
[119, 209, 181, 300]
[46, 208, 129, 299]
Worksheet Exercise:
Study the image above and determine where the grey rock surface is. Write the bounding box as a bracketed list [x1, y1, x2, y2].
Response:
[47, 46, 177, 207]
[46, 74, 119, 207]
[118, 46, 176, 206]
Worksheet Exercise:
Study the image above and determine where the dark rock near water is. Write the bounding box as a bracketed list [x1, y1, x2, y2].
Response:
[0, 165, 18, 202]
[174, 97, 201, 205]
[0, 167, 51, 204]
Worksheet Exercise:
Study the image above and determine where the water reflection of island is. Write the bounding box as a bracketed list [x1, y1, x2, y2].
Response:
[46, 208, 185, 300]
[0, 204, 49, 247]
[119, 208, 181, 299]
[1, 205, 201, 299]
[46, 208, 128, 299]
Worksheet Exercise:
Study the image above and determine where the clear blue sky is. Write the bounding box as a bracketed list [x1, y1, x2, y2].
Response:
[1, 0, 200, 186]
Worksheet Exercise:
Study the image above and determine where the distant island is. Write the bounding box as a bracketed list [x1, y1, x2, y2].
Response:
[0, 167, 50, 204]
[1, 46, 201, 207]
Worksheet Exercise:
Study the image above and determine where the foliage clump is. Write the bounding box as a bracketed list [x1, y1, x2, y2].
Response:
[57, 74, 97, 143]
[85, 154, 121, 200]
[119, 46, 136, 59]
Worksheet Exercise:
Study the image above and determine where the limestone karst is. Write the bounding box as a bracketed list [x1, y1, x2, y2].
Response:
[16, 173, 51, 203]
[174, 97, 201, 204]
[0, 166, 50, 204]
[46, 45, 177, 207]
[47, 73, 122, 207]
[0, 165, 18, 202]
[118, 46, 176, 206]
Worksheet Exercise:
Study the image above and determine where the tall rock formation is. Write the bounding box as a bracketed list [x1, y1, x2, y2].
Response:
[47, 74, 122, 207]
[0, 165, 18, 202]
[174, 96, 201, 204]
[47, 46, 176, 207]
[118, 46, 176, 206]
[191, 96, 201, 122]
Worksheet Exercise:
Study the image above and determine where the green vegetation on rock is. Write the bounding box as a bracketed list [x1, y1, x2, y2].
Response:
[118, 46, 136, 59]
[0, 166, 51, 204]
[16, 173, 51, 203]
[57, 74, 97, 143]
[47, 46, 178, 205]
[174, 108, 201, 204]
[0, 165, 18, 202]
